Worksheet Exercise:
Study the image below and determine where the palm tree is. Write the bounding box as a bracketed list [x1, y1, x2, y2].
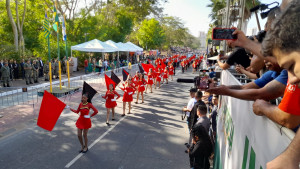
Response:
[207, 0, 260, 27]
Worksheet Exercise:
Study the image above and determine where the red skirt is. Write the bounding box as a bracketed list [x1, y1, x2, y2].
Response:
[105, 99, 117, 108]
[147, 78, 154, 85]
[163, 74, 168, 79]
[138, 85, 145, 92]
[123, 93, 133, 102]
[169, 71, 174, 75]
[76, 116, 92, 129]
[156, 76, 161, 82]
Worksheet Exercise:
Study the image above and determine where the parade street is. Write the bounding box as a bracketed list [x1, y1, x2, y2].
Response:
[0, 69, 195, 169]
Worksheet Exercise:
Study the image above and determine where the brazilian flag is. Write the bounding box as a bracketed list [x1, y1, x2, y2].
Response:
[52, 5, 59, 32]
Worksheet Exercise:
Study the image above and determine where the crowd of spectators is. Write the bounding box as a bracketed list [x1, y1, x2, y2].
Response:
[202, 0, 300, 168]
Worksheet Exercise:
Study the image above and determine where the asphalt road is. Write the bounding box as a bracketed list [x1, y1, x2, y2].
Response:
[0, 68, 196, 169]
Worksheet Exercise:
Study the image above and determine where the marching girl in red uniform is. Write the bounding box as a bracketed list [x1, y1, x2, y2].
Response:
[120, 78, 135, 116]
[145, 68, 154, 93]
[192, 61, 197, 74]
[135, 73, 147, 104]
[70, 94, 98, 153]
[162, 67, 169, 84]
[102, 84, 120, 125]
[169, 65, 174, 81]
[181, 60, 185, 73]
[155, 67, 162, 89]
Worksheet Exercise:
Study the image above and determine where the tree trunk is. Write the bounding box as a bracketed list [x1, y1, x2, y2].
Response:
[6, 0, 19, 51]
[20, 0, 26, 54]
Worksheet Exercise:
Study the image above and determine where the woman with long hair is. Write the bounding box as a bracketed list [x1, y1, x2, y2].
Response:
[145, 68, 154, 93]
[155, 67, 162, 89]
[162, 67, 169, 84]
[102, 84, 120, 125]
[135, 73, 147, 104]
[70, 94, 98, 153]
[120, 78, 135, 116]
[168, 64, 174, 81]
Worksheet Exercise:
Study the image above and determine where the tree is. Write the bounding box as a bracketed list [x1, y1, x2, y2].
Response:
[5, 0, 26, 55]
[136, 18, 165, 50]
[6, 0, 18, 51]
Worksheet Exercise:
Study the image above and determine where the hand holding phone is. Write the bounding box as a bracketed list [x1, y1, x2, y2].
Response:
[212, 28, 237, 40]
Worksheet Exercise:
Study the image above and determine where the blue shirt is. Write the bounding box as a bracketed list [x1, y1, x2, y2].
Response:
[209, 71, 216, 78]
[254, 70, 288, 88]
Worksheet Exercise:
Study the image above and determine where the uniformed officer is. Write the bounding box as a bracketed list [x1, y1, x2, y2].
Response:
[43, 61, 50, 81]
[54, 59, 59, 79]
[24, 60, 33, 85]
[51, 59, 55, 79]
[32, 60, 39, 83]
[0, 62, 10, 87]
[69, 57, 74, 76]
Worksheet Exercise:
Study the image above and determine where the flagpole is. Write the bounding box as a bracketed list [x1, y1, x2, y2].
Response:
[45, 9, 52, 93]
[48, 37, 53, 93]
[64, 14, 70, 88]
[55, 1, 62, 90]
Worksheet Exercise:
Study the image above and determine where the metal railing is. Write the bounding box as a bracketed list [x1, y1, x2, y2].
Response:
[0, 64, 139, 110]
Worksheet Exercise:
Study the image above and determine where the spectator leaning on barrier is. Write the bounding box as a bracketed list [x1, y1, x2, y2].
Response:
[256, 1, 300, 168]
[226, 0, 299, 168]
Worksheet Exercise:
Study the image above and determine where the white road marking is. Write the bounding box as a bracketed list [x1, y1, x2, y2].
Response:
[65, 116, 127, 168]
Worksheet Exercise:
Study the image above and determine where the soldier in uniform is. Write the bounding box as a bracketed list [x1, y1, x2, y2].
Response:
[43, 61, 49, 81]
[32, 60, 39, 83]
[24, 60, 33, 85]
[0, 62, 10, 87]
[54, 59, 59, 79]
[69, 57, 74, 76]
[62, 56, 67, 74]
[51, 59, 55, 79]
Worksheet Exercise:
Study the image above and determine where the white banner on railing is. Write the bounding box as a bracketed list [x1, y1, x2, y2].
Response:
[214, 70, 295, 169]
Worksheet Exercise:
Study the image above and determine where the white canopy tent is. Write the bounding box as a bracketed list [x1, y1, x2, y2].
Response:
[105, 40, 129, 52]
[125, 42, 143, 52]
[71, 39, 143, 70]
[71, 39, 117, 53]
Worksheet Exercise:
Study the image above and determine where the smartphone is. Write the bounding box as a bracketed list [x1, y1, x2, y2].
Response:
[212, 28, 237, 40]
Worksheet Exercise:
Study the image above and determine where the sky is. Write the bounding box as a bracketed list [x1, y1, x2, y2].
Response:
[163, 0, 282, 37]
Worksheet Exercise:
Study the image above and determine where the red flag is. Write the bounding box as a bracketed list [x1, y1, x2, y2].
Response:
[105, 74, 116, 90]
[149, 63, 156, 70]
[141, 63, 152, 73]
[37, 91, 66, 131]
[161, 62, 166, 69]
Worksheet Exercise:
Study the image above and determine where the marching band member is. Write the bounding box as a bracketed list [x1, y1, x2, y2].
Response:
[70, 94, 98, 153]
[145, 68, 154, 93]
[120, 78, 136, 116]
[169, 64, 174, 81]
[162, 67, 169, 84]
[102, 84, 120, 125]
[155, 67, 162, 89]
[135, 73, 147, 104]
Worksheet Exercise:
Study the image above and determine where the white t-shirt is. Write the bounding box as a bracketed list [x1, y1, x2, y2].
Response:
[186, 97, 196, 117]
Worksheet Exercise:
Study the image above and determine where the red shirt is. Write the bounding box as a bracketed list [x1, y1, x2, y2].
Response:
[84, 60, 88, 67]
[278, 83, 300, 115]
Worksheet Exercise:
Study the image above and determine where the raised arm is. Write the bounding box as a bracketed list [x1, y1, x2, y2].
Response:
[70, 104, 81, 114]
[114, 90, 120, 100]
[89, 103, 98, 117]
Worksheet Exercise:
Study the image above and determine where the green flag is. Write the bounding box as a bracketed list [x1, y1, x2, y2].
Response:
[43, 11, 50, 38]
[52, 5, 59, 32]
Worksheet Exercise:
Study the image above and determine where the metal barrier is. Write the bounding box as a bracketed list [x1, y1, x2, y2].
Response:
[0, 64, 139, 110]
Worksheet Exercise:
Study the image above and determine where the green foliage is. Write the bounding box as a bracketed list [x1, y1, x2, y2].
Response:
[0, 0, 201, 64]
[137, 18, 165, 50]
